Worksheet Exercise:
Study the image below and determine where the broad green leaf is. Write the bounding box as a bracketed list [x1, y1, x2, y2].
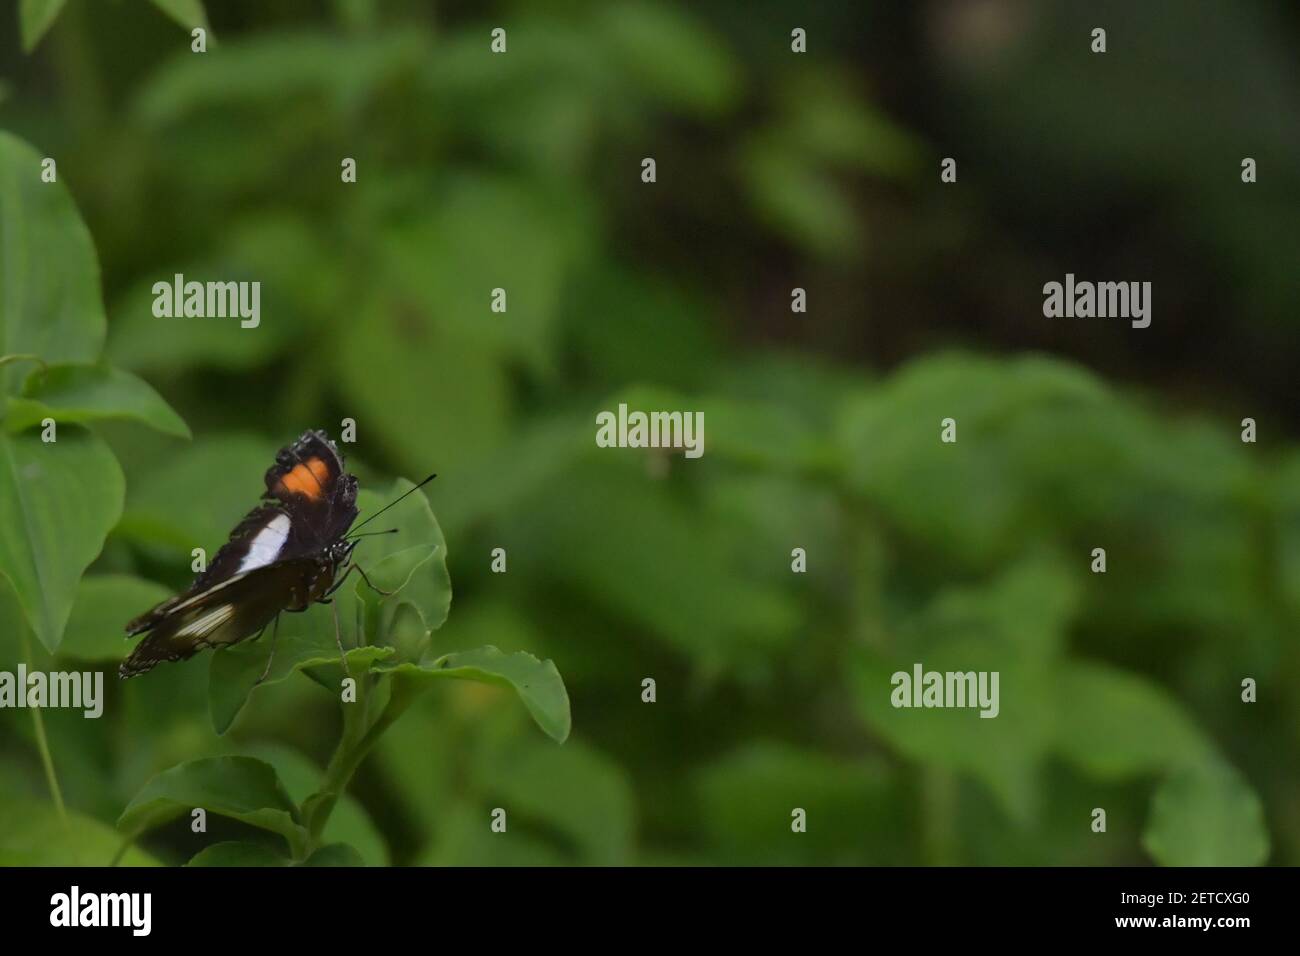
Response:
[18, 0, 67, 53]
[302, 843, 364, 866]
[241, 743, 387, 865]
[0, 796, 158, 866]
[209, 634, 393, 735]
[149, 0, 209, 31]
[118, 755, 307, 857]
[1143, 764, 1269, 866]
[186, 841, 287, 867]
[1053, 662, 1212, 779]
[107, 217, 333, 374]
[336, 291, 509, 478]
[7, 363, 189, 437]
[379, 177, 590, 371]
[514, 460, 800, 668]
[377, 645, 571, 744]
[850, 562, 1079, 823]
[350, 477, 451, 637]
[0, 132, 106, 394]
[0, 428, 124, 650]
[59, 573, 171, 661]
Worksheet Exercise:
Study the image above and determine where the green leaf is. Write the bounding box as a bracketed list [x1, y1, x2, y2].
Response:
[149, 0, 209, 31]
[241, 743, 387, 865]
[209, 634, 393, 736]
[186, 841, 287, 867]
[1053, 662, 1212, 779]
[59, 573, 172, 661]
[117, 755, 307, 858]
[515, 460, 800, 668]
[301, 843, 364, 866]
[849, 562, 1078, 823]
[18, 0, 67, 53]
[107, 217, 331, 374]
[378, 646, 571, 744]
[0, 428, 124, 651]
[1143, 763, 1269, 866]
[7, 363, 189, 437]
[0, 131, 106, 394]
[336, 291, 509, 477]
[0, 796, 158, 866]
[349, 477, 452, 656]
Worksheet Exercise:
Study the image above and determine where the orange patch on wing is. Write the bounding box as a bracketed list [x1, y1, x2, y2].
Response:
[276, 457, 329, 499]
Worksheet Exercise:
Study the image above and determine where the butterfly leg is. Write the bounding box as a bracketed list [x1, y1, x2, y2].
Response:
[255, 614, 281, 685]
[331, 598, 352, 678]
[353, 564, 393, 597]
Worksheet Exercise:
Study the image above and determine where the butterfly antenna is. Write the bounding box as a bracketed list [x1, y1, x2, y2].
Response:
[348, 528, 399, 539]
[348, 473, 436, 535]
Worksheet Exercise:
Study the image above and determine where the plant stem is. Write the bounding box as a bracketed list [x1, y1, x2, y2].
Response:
[20, 629, 66, 824]
[302, 678, 414, 849]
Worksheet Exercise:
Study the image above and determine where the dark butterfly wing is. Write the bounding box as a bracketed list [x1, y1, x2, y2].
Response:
[119, 559, 315, 678]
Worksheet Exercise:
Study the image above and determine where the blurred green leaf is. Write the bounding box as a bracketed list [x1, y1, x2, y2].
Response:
[740, 137, 863, 259]
[117, 432, 279, 552]
[0, 428, 124, 650]
[476, 737, 635, 864]
[514, 460, 801, 669]
[335, 296, 509, 475]
[149, 0, 209, 32]
[18, 0, 66, 53]
[186, 841, 286, 866]
[7, 363, 189, 438]
[417, 801, 566, 866]
[118, 755, 307, 857]
[696, 743, 898, 864]
[1053, 662, 1212, 779]
[0, 796, 158, 865]
[597, 1, 740, 115]
[108, 217, 332, 374]
[378, 646, 571, 744]
[59, 573, 171, 661]
[851, 561, 1078, 823]
[302, 843, 365, 866]
[380, 176, 590, 371]
[134, 30, 428, 125]
[0, 132, 106, 394]
[1143, 763, 1269, 866]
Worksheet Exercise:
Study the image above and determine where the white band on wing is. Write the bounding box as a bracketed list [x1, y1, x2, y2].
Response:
[237, 512, 292, 573]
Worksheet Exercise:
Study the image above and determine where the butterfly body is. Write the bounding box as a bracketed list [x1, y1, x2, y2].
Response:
[120, 429, 359, 679]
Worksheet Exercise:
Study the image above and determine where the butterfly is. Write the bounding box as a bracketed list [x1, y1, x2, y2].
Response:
[120, 429, 433, 680]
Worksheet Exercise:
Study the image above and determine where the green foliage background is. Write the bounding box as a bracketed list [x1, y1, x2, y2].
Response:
[0, 0, 1297, 865]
